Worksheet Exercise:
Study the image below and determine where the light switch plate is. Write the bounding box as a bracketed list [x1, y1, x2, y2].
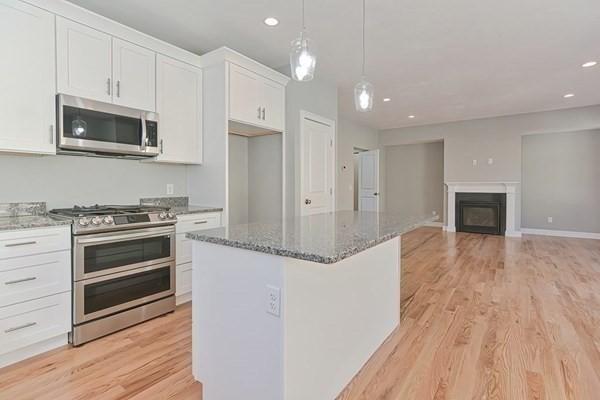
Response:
[472, 159, 478, 166]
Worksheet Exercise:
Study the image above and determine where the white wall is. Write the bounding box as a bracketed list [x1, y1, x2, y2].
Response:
[380, 104, 600, 230]
[0, 154, 187, 209]
[336, 118, 379, 211]
[522, 129, 600, 233]
[384, 141, 444, 222]
[277, 66, 338, 217]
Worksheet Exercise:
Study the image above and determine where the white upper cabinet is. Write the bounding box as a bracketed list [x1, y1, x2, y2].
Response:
[155, 55, 203, 164]
[57, 17, 156, 111]
[229, 64, 285, 133]
[0, 0, 56, 155]
[113, 38, 156, 111]
[57, 17, 112, 103]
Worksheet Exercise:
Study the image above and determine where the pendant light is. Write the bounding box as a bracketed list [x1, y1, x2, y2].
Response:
[354, 0, 374, 112]
[290, 0, 316, 81]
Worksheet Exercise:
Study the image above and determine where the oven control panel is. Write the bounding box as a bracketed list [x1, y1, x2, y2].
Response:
[74, 212, 176, 234]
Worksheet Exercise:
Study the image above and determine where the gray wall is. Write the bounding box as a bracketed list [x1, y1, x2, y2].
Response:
[522, 130, 600, 233]
[0, 154, 187, 209]
[277, 66, 338, 217]
[228, 134, 249, 225]
[248, 134, 283, 222]
[380, 104, 600, 230]
[384, 141, 444, 222]
[337, 118, 379, 211]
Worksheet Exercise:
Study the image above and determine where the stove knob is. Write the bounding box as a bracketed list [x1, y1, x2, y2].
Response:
[78, 217, 90, 227]
[91, 216, 102, 226]
[167, 212, 175, 219]
[103, 216, 114, 225]
[159, 212, 167, 220]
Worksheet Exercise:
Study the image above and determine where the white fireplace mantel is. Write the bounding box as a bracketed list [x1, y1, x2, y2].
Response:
[445, 182, 521, 237]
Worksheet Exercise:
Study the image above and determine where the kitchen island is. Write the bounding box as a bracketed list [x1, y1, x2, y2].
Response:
[187, 211, 432, 400]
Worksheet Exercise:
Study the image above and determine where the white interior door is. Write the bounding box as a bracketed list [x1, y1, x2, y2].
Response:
[300, 112, 335, 216]
[358, 150, 380, 212]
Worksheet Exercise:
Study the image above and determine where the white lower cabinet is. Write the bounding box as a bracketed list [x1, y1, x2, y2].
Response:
[175, 213, 221, 304]
[0, 225, 72, 368]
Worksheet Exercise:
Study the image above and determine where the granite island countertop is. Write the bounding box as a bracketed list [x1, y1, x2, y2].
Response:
[0, 215, 72, 232]
[186, 211, 436, 264]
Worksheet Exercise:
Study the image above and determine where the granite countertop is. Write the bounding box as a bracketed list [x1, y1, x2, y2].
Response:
[170, 205, 224, 216]
[0, 215, 72, 232]
[186, 211, 436, 264]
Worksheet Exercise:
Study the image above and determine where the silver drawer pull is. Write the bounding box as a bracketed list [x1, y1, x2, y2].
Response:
[5, 322, 37, 333]
[194, 221, 208, 225]
[5, 277, 37, 285]
[5, 241, 37, 248]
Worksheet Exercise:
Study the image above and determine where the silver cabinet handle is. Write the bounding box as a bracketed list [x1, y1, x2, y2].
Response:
[160, 139, 164, 154]
[262, 107, 265, 120]
[116, 80, 121, 97]
[107, 78, 111, 95]
[194, 221, 208, 225]
[5, 322, 37, 333]
[5, 277, 37, 285]
[5, 241, 37, 248]
[257, 106, 262, 119]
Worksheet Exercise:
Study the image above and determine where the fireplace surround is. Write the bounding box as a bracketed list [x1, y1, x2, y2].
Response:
[445, 182, 521, 237]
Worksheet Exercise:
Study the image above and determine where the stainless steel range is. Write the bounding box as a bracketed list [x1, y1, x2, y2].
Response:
[49, 205, 177, 346]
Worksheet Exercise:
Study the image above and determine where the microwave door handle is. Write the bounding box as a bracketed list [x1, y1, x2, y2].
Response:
[140, 114, 147, 151]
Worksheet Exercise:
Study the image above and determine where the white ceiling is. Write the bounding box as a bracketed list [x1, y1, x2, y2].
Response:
[67, 0, 600, 130]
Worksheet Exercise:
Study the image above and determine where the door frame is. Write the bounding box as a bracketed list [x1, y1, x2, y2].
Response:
[298, 110, 336, 216]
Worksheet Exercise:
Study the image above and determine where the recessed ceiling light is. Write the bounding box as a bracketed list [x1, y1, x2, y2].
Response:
[383, 98, 391, 102]
[563, 93, 575, 98]
[582, 61, 597, 68]
[408, 115, 416, 119]
[263, 17, 279, 27]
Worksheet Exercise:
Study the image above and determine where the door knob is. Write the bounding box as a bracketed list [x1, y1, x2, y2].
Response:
[305, 198, 312, 205]
[373, 192, 379, 196]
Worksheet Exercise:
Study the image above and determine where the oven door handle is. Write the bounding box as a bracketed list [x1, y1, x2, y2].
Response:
[75, 228, 174, 245]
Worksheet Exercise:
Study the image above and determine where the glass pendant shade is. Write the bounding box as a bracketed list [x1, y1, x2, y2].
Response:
[290, 34, 316, 82]
[72, 117, 87, 137]
[354, 79, 374, 112]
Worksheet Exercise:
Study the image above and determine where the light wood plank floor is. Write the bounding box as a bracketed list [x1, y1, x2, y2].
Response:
[1, 228, 599, 399]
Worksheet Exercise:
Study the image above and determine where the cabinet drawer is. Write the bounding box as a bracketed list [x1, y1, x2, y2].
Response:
[0, 292, 71, 355]
[0, 226, 71, 260]
[176, 234, 192, 265]
[176, 263, 192, 296]
[176, 213, 221, 234]
[0, 251, 70, 307]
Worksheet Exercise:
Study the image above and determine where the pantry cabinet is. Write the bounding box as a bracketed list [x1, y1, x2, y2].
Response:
[0, 0, 56, 155]
[57, 17, 156, 111]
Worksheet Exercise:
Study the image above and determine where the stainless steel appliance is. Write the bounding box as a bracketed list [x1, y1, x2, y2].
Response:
[49, 205, 177, 346]
[56, 94, 159, 158]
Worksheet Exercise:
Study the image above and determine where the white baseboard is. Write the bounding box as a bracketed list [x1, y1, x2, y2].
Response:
[424, 222, 443, 228]
[443, 226, 456, 232]
[521, 228, 600, 240]
[505, 230, 522, 238]
[176, 292, 192, 305]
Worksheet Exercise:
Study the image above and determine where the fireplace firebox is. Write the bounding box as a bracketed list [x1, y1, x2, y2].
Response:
[456, 192, 506, 235]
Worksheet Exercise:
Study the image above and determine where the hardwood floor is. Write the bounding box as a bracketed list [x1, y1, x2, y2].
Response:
[1, 228, 599, 399]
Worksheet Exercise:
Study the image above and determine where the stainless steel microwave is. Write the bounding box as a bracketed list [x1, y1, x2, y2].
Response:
[57, 94, 159, 158]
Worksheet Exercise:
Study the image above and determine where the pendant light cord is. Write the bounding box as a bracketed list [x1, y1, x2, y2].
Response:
[361, 0, 366, 77]
[302, 0, 306, 32]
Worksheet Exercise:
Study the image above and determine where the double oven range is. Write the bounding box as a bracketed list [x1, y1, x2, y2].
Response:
[50, 205, 177, 346]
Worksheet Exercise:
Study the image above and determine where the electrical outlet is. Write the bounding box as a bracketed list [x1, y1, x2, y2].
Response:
[472, 159, 478, 166]
[488, 158, 494, 165]
[166, 184, 174, 195]
[266, 285, 281, 317]
[547, 216, 553, 223]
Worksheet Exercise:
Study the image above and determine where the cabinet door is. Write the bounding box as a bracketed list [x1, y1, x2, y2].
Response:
[229, 64, 261, 125]
[113, 38, 156, 111]
[260, 78, 285, 132]
[56, 17, 112, 103]
[0, 0, 55, 154]
[155, 55, 203, 164]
